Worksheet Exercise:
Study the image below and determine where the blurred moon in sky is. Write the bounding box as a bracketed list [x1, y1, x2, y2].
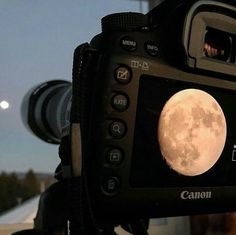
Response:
[0, 100, 10, 110]
[158, 89, 227, 176]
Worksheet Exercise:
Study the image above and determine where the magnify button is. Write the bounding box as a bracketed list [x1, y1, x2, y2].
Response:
[110, 121, 126, 138]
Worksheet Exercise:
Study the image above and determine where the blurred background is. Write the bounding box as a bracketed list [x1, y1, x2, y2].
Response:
[0, 0, 156, 174]
[0, 0, 159, 226]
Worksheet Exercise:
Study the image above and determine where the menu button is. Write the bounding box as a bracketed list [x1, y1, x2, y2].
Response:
[121, 36, 137, 51]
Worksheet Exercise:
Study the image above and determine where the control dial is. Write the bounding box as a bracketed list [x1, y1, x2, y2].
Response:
[101, 12, 148, 32]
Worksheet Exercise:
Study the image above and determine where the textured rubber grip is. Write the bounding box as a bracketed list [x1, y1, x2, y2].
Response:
[69, 44, 101, 234]
[102, 12, 148, 32]
[70, 43, 89, 123]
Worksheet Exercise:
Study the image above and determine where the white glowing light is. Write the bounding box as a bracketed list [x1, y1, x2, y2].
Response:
[0, 100, 10, 110]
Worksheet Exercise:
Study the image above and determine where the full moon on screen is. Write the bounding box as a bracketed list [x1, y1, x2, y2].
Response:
[158, 89, 227, 176]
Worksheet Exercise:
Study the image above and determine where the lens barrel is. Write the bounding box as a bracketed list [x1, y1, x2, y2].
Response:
[21, 80, 71, 144]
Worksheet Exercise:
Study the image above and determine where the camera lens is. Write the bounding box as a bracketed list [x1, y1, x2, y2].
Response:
[21, 80, 71, 144]
[204, 28, 232, 61]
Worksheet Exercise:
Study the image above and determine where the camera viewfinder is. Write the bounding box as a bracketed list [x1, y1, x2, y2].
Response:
[204, 28, 232, 62]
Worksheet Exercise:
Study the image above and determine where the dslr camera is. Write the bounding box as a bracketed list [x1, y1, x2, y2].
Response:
[21, 0, 236, 233]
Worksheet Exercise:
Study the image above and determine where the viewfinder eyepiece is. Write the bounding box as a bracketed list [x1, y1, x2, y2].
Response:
[204, 28, 232, 62]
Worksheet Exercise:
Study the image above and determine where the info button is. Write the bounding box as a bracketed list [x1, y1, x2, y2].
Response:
[145, 41, 159, 56]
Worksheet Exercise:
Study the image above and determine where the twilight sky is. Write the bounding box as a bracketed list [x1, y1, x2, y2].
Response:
[0, 0, 148, 173]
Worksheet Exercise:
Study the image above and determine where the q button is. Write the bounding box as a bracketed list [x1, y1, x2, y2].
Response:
[109, 121, 126, 138]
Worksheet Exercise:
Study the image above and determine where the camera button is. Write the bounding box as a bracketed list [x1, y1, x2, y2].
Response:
[120, 36, 137, 51]
[107, 148, 123, 165]
[109, 121, 126, 138]
[115, 66, 132, 84]
[111, 94, 129, 111]
[102, 176, 120, 195]
[145, 41, 159, 56]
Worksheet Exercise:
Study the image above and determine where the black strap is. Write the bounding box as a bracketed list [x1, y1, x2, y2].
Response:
[70, 43, 101, 235]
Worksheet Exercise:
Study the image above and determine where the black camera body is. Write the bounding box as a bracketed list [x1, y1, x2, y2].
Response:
[19, 1, 236, 233]
[69, 0, 236, 221]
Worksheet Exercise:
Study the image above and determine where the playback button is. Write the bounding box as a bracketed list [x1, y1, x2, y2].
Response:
[115, 66, 132, 84]
[107, 148, 123, 166]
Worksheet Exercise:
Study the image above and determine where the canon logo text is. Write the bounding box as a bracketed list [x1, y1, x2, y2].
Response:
[180, 191, 212, 200]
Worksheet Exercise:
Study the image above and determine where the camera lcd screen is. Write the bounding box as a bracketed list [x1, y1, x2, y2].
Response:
[130, 75, 236, 188]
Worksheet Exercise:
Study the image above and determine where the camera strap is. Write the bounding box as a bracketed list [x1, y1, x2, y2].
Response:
[70, 43, 104, 235]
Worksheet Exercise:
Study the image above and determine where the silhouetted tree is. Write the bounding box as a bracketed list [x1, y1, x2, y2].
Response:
[21, 169, 40, 200]
[0, 172, 21, 213]
[0, 170, 40, 214]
